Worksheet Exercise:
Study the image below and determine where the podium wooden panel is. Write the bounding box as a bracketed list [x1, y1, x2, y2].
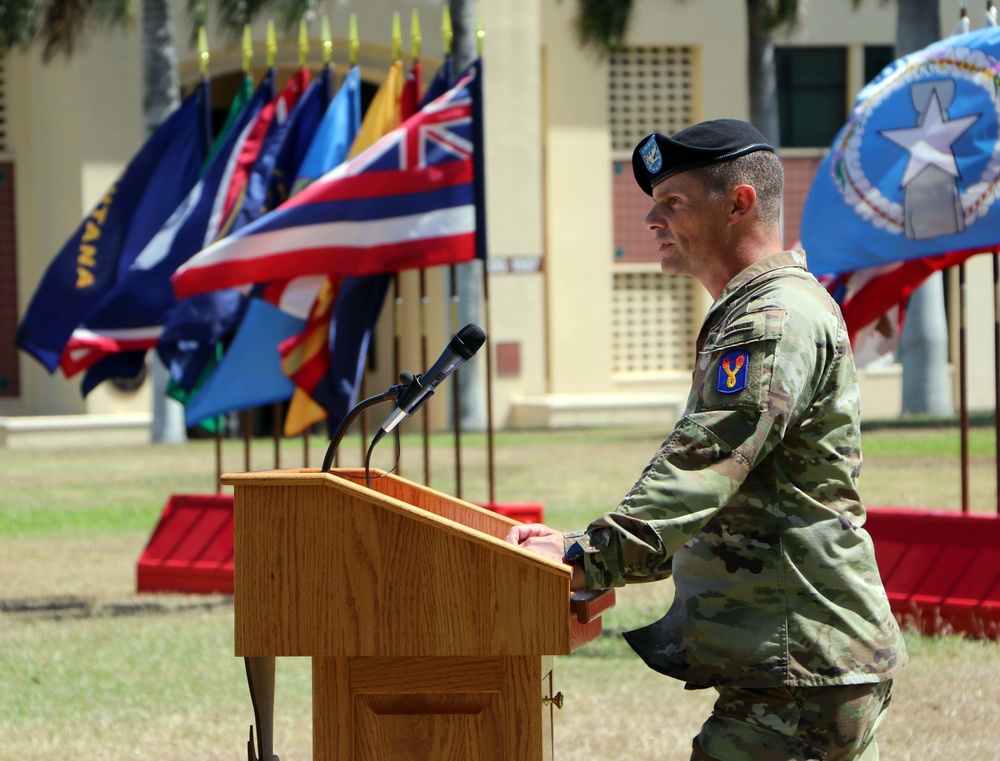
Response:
[223, 468, 613, 761]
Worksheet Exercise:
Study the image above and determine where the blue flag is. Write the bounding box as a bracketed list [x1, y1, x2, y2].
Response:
[69, 71, 277, 392]
[181, 69, 363, 424]
[292, 67, 363, 193]
[309, 274, 391, 431]
[421, 56, 455, 107]
[183, 297, 306, 424]
[15, 80, 211, 373]
[802, 26, 1000, 277]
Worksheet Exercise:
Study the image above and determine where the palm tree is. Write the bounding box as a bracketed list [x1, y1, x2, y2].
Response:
[448, 0, 487, 430]
[1, 0, 129, 60]
[893, 0, 953, 416]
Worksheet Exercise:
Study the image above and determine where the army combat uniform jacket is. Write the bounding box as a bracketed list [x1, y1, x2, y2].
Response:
[566, 250, 907, 688]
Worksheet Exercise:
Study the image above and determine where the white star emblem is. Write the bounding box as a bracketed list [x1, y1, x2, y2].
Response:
[879, 90, 980, 186]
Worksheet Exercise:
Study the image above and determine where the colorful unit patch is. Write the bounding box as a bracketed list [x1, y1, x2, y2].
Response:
[717, 350, 749, 394]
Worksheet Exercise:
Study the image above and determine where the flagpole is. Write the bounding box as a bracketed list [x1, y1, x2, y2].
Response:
[393, 273, 404, 476]
[420, 269, 431, 484]
[481, 260, 496, 506]
[273, 402, 282, 468]
[474, 15, 496, 506]
[200, 27, 225, 491]
[412, 11, 432, 487]
[994, 252, 1000, 514]
[959, 262, 969, 514]
[244, 409, 252, 472]
[304, 17, 332, 471]
[349, 13, 368, 468]
[392, 12, 405, 477]
[450, 265, 463, 499]
[215, 416, 223, 492]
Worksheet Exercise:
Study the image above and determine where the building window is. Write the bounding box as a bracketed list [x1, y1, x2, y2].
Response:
[609, 46, 700, 375]
[608, 46, 697, 153]
[775, 47, 847, 148]
[864, 45, 896, 86]
[612, 270, 697, 375]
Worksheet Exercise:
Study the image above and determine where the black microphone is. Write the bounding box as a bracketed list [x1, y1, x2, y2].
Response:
[376, 323, 487, 439]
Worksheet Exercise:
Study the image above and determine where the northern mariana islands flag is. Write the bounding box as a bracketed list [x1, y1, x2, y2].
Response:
[802, 26, 1000, 277]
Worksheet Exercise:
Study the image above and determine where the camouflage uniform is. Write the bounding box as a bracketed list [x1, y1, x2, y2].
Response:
[564, 250, 906, 753]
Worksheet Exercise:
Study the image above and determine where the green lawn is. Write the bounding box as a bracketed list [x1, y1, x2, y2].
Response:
[2, 424, 1000, 759]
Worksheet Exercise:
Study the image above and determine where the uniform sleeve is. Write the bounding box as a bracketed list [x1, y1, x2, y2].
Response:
[570, 300, 834, 590]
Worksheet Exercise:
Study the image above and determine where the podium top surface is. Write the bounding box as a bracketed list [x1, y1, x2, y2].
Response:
[225, 468, 609, 657]
[223, 467, 566, 573]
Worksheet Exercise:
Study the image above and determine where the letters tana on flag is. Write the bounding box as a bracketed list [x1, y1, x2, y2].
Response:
[15, 80, 211, 373]
[171, 61, 484, 300]
[801, 26, 1000, 279]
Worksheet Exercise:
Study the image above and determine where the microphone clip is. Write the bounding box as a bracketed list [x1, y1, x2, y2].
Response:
[393, 370, 434, 415]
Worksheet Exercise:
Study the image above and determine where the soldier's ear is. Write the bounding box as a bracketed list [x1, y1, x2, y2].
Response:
[728, 184, 756, 225]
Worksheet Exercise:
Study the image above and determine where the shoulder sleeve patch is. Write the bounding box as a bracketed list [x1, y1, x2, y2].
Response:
[696, 308, 786, 412]
[717, 350, 749, 393]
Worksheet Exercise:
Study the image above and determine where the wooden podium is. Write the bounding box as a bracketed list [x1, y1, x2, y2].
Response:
[223, 468, 615, 761]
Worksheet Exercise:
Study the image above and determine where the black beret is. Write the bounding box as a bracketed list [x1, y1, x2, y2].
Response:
[632, 119, 775, 196]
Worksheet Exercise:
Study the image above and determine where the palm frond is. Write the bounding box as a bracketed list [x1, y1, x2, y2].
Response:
[38, 0, 93, 61]
[572, 0, 636, 59]
[212, 0, 277, 39]
[274, 0, 312, 39]
[0, 0, 43, 54]
[184, 0, 209, 45]
[90, 0, 132, 29]
[760, 0, 801, 32]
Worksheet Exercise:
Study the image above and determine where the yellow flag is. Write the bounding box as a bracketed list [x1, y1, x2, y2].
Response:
[348, 60, 404, 158]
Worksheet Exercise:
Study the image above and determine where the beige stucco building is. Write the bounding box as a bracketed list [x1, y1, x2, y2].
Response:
[1, 0, 991, 445]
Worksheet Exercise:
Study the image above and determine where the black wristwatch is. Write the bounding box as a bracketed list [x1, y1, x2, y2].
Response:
[563, 540, 585, 568]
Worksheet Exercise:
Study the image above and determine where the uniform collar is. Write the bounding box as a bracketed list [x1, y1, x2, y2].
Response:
[702, 249, 809, 327]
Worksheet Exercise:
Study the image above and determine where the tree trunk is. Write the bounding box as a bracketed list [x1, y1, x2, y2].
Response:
[746, 0, 781, 149]
[144, 0, 188, 443]
[448, 0, 487, 430]
[895, 0, 953, 416]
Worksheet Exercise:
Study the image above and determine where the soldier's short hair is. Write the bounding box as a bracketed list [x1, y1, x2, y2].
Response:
[694, 150, 785, 228]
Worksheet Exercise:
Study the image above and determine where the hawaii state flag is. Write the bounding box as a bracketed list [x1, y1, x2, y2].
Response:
[801, 26, 1000, 278]
[171, 59, 486, 299]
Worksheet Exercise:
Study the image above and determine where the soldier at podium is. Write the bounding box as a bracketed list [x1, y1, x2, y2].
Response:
[506, 120, 907, 761]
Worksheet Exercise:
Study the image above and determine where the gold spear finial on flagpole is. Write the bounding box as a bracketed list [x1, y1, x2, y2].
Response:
[242, 24, 253, 74]
[198, 26, 210, 78]
[298, 18, 309, 66]
[442, 5, 453, 57]
[267, 21, 277, 68]
[349, 13, 359, 67]
[411, 9, 422, 62]
[477, 10, 485, 56]
[392, 11, 402, 62]
[321, 15, 333, 65]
